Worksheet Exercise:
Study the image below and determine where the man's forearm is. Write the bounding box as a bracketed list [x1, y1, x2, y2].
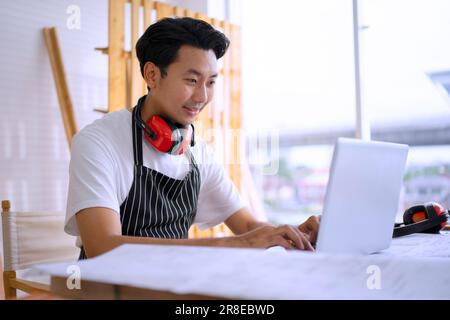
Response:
[85, 234, 244, 258]
[245, 220, 274, 233]
[224, 208, 275, 235]
[115, 234, 240, 248]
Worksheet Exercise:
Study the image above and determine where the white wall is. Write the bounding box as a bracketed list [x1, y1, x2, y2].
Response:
[0, 0, 109, 213]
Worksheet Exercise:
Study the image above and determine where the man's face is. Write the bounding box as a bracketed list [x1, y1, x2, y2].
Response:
[150, 45, 218, 126]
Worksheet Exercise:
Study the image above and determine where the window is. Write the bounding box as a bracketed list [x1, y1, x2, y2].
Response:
[242, 0, 355, 223]
[242, 0, 450, 224]
[359, 0, 450, 219]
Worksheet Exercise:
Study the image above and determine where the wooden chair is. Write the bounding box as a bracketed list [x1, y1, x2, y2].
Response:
[0, 256, 4, 300]
[1, 200, 79, 299]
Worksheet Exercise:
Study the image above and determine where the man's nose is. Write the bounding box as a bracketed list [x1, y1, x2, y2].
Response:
[192, 84, 208, 104]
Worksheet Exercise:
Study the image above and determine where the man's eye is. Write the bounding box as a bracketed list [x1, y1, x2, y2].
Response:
[209, 80, 216, 86]
[186, 79, 197, 84]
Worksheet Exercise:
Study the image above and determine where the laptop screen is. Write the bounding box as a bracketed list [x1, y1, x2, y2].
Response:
[315, 138, 409, 255]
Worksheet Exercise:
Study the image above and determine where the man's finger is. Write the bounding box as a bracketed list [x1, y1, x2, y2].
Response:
[276, 225, 303, 250]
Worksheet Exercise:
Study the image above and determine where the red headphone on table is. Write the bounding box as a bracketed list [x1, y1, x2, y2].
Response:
[134, 95, 195, 155]
[393, 202, 449, 238]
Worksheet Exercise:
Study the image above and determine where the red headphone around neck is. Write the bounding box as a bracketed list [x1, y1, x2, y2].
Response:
[393, 202, 449, 238]
[134, 96, 195, 155]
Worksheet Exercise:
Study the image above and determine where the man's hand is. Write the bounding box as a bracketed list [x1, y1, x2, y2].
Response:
[298, 215, 321, 245]
[235, 224, 314, 251]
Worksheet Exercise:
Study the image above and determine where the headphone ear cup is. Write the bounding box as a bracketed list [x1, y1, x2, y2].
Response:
[423, 202, 445, 234]
[157, 115, 179, 134]
[425, 202, 438, 219]
[432, 203, 449, 229]
[403, 205, 426, 225]
[423, 202, 447, 233]
[145, 116, 177, 153]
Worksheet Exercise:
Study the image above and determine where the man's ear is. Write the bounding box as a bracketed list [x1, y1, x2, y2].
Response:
[143, 62, 161, 90]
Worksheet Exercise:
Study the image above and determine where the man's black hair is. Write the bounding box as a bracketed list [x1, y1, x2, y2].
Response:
[136, 17, 230, 80]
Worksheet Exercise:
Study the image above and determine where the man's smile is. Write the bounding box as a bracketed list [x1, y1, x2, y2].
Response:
[182, 105, 201, 117]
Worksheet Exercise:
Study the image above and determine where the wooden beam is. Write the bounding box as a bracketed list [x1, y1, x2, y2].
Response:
[3, 271, 17, 299]
[229, 24, 242, 190]
[195, 12, 211, 23]
[156, 1, 174, 20]
[130, 0, 143, 104]
[210, 18, 225, 147]
[10, 278, 50, 293]
[222, 22, 232, 175]
[174, 6, 185, 17]
[143, 0, 154, 29]
[211, 18, 223, 29]
[143, 0, 154, 95]
[43, 27, 77, 149]
[185, 9, 196, 18]
[108, 0, 127, 111]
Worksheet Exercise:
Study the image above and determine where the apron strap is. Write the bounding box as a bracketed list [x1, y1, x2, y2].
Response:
[131, 104, 144, 166]
[184, 148, 198, 171]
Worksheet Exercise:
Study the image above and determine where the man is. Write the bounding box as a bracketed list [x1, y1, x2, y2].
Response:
[65, 17, 319, 259]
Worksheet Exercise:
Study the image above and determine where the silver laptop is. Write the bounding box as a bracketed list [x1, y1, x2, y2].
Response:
[315, 138, 409, 255]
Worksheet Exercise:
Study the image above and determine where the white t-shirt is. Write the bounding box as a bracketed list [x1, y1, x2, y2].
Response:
[65, 108, 246, 237]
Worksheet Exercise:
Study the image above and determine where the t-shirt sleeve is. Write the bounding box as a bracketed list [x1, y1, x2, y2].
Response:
[194, 144, 248, 230]
[65, 132, 120, 236]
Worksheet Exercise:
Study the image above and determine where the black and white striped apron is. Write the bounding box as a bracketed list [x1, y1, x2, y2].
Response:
[79, 106, 200, 259]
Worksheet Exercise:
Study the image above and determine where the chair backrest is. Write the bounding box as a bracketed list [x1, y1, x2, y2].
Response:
[2, 200, 79, 299]
[0, 255, 4, 300]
